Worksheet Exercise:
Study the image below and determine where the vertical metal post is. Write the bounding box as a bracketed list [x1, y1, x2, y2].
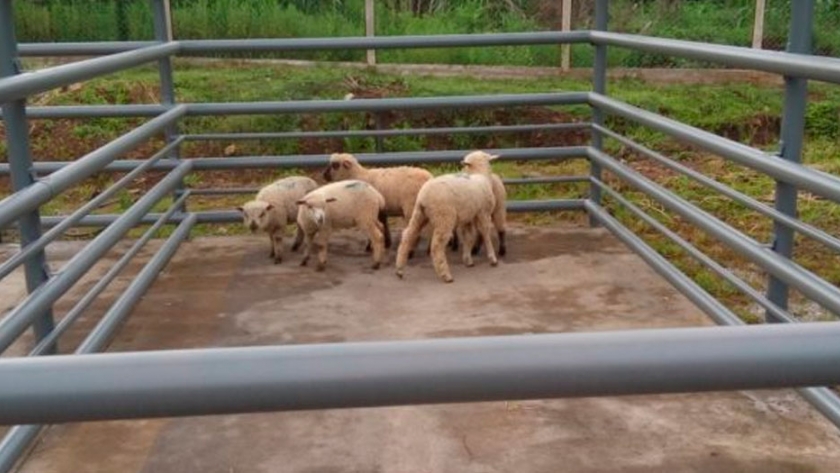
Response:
[765, 0, 813, 322]
[589, 0, 608, 227]
[0, 0, 56, 350]
[150, 0, 184, 207]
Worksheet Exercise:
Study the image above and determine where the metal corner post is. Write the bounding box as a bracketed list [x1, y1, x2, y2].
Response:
[150, 0, 184, 208]
[0, 0, 56, 350]
[589, 0, 608, 227]
[765, 0, 814, 321]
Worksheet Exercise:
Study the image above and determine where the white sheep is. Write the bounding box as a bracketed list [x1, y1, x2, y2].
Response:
[395, 163, 498, 283]
[296, 180, 387, 271]
[322, 152, 432, 256]
[237, 176, 318, 264]
[459, 152, 508, 257]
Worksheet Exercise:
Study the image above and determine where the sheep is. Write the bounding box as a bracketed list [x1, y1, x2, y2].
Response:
[237, 176, 318, 264]
[395, 168, 498, 283]
[322, 152, 433, 256]
[459, 152, 508, 257]
[296, 180, 387, 271]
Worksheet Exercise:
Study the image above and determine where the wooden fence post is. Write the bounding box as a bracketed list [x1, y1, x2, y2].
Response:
[366, 0, 376, 65]
[561, 0, 572, 71]
[752, 0, 766, 49]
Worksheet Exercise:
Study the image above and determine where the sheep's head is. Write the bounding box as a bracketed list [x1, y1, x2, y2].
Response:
[237, 201, 275, 233]
[296, 195, 338, 229]
[323, 153, 360, 182]
[461, 150, 498, 175]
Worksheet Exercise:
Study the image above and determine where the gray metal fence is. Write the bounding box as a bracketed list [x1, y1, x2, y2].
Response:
[2, 0, 840, 471]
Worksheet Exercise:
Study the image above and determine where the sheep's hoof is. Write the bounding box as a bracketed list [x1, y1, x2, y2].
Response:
[464, 260, 474, 268]
[300, 258, 308, 267]
[442, 275, 454, 283]
[396, 269, 404, 279]
[316, 262, 326, 272]
[273, 257, 283, 265]
[371, 262, 381, 270]
[490, 259, 499, 267]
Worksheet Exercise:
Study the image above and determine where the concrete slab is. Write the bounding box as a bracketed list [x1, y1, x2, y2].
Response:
[3, 224, 840, 472]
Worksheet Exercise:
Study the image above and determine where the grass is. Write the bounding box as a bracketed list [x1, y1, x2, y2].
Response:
[1, 59, 839, 323]
[13, 0, 840, 67]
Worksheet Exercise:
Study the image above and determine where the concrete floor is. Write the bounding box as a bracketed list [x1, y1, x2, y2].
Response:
[2, 224, 840, 472]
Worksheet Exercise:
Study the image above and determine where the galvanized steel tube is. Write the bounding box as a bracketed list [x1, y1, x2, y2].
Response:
[593, 125, 840, 255]
[178, 31, 591, 54]
[587, 148, 840, 316]
[5, 321, 840, 424]
[0, 162, 192, 354]
[0, 106, 186, 230]
[588, 93, 840, 205]
[0, 42, 180, 103]
[589, 31, 840, 85]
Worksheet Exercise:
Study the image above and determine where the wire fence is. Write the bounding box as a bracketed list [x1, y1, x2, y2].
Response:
[13, 1, 840, 67]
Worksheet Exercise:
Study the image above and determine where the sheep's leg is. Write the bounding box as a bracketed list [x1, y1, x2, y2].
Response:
[430, 223, 456, 283]
[395, 207, 426, 278]
[291, 225, 304, 252]
[380, 210, 392, 250]
[457, 223, 474, 268]
[476, 212, 498, 267]
[497, 230, 507, 257]
[299, 233, 314, 267]
[366, 221, 385, 270]
[315, 231, 330, 272]
[493, 207, 507, 257]
[271, 228, 284, 264]
[267, 232, 275, 259]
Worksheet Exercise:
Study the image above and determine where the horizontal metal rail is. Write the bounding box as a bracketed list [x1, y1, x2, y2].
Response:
[28, 191, 192, 357]
[0, 162, 192, 354]
[184, 123, 590, 141]
[587, 148, 840, 317]
[588, 93, 840, 205]
[188, 176, 589, 196]
[0, 137, 184, 281]
[1, 92, 586, 120]
[585, 202, 743, 326]
[0, 214, 197, 473]
[2, 321, 840, 425]
[6, 146, 587, 174]
[593, 125, 840, 255]
[0, 43, 180, 103]
[589, 31, 840, 85]
[38, 199, 586, 228]
[18, 41, 157, 56]
[0, 106, 187, 230]
[178, 31, 591, 53]
[591, 178, 796, 324]
[185, 93, 589, 116]
[0, 104, 168, 119]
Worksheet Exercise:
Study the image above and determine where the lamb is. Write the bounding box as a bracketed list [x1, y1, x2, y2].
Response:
[237, 176, 318, 264]
[459, 152, 508, 257]
[296, 180, 387, 271]
[395, 160, 498, 283]
[322, 152, 432, 255]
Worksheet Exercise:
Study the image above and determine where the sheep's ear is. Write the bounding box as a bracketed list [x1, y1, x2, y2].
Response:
[235, 206, 244, 213]
[489, 154, 500, 161]
[326, 197, 338, 203]
[342, 160, 351, 169]
[265, 204, 274, 211]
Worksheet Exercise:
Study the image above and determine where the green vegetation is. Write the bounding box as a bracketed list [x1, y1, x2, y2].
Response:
[15, 1, 840, 67]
